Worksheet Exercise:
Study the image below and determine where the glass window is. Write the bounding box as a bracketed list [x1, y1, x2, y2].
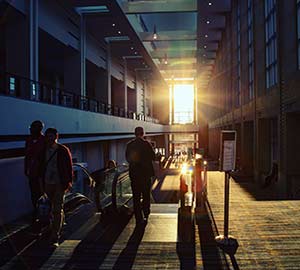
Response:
[265, 0, 278, 89]
[248, 0, 254, 100]
[236, 1, 241, 107]
[297, 0, 300, 69]
[9, 77, 15, 93]
[32, 83, 36, 97]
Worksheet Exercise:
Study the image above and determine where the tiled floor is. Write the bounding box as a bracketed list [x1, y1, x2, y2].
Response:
[207, 171, 300, 270]
[2, 172, 300, 269]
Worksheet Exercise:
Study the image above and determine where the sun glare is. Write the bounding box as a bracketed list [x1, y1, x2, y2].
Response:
[173, 84, 194, 124]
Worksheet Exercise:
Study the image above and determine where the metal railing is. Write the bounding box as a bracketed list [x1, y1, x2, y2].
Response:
[0, 70, 159, 123]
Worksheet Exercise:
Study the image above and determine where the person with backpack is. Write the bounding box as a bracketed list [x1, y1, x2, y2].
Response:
[24, 120, 45, 224]
[125, 127, 155, 226]
[42, 128, 73, 246]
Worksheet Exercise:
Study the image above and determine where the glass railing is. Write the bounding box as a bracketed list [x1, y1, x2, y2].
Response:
[112, 166, 132, 209]
[71, 163, 132, 211]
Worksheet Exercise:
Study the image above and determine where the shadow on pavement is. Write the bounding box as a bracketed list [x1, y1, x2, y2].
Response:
[112, 224, 145, 270]
[62, 212, 131, 270]
[196, 204, 231, 270]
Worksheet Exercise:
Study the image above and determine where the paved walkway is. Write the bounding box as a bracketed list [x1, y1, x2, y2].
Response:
[207, 171, 300, 270]
[2, 171, 300, 269]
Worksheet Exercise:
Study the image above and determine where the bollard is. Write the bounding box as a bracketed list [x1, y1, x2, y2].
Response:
[195, 158, 207, 219]
[215, 172, 239, 255]
[178, 164, 194, 243]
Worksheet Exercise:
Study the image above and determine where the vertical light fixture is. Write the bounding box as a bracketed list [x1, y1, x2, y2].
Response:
[153, 24, 158, 40]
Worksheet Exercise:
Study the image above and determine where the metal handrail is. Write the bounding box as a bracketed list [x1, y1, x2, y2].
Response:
[72, 163, 132, 211]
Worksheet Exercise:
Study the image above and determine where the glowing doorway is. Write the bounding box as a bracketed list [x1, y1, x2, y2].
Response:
[173, 84, 194, 124]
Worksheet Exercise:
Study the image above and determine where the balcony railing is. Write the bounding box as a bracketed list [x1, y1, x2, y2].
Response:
[0, 70, 159, 123]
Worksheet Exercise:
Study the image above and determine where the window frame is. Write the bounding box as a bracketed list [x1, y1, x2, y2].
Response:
[297, 0, 300, 69]
[264, 0, 278, 89]
[247, 0, 254, 101]
[236, 0, 241, 107]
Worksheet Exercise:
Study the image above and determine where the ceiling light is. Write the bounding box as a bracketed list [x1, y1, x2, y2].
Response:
[206, 20, 210, 24]
[131, 47, 134, 50]
[134, 51, 137, 55]
[204, 45, 207, 49]
[153, 25, 158, 40]
[112, 23, 116, 27]
[205, 34, 208, 38]
[118, 30, 121, 34]
[208, 2, 212, 6]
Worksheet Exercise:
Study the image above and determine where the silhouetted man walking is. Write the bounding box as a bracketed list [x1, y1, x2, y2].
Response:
[43, 128, 73, 246]
[126, 127, 155, 225]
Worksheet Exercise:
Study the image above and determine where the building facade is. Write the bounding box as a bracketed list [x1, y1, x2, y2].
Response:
[207, 0, 300, 199]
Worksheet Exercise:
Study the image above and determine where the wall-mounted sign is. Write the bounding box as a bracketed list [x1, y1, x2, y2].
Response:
[219, 131, 236, 172]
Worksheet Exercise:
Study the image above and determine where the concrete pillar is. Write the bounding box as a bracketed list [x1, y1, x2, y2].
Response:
[164, 134, 169, 157]
[107, 42, 112, 105]
[80, 15, 86, 97]
[194, 84, 198, 124]
[257, 119, 271, 184]
[29, 0, 38, 99]
[171, 80, 174, 124]
[242, 121, 254, 176]
[124, 58, 128, 114]
[135, 71, 138, 115]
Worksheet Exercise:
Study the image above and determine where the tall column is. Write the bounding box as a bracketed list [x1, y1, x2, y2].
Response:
[107, 42, 112, 106]
[80, 15, 86, 98]
[194, 83, 198, 124]
[135, 70, 138, 115]
[164, 134, 169, 157]
[29, 0, 38, 99]
[171, 79, 174, 124]
[124, 58, 128, 114]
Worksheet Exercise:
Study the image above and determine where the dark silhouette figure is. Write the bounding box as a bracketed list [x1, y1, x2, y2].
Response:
[92, 159, 116, 213]
[262, 162, 278, 188]
[25, 120, 45, 223]
[125, 127, 155, 225]
[42, 128, 73, 246]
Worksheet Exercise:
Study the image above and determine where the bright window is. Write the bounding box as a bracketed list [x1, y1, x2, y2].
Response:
[9, 77, 15, 93]
[173, 84, 194, 124]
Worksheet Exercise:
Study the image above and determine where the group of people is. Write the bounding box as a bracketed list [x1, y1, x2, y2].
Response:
[25, 121, 156, 246]
[25, 121, 73, 246]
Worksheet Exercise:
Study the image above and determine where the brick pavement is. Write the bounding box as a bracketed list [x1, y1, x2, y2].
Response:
[207, 171, 300, 270]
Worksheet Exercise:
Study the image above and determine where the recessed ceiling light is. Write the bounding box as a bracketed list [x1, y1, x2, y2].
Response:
[112, 23, 115, 27]
[134, 51, 137, 55]
[206, 20, 210, 24]
[205, 34, 208, 38]
[204, 45, 207, 49]
[208, 2, 212, 6]
[118, 30, 121, 34]
[131, 47, 134, 50]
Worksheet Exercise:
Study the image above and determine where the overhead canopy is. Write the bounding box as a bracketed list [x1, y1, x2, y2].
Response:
[66, 0, 231, 88]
